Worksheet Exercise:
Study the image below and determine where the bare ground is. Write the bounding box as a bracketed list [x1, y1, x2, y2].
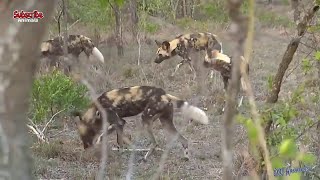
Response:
[32, 5, 320, 179]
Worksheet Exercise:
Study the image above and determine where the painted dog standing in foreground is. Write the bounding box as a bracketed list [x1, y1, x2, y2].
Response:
[154, 32, 223, 79]
[40, 34, 104, 71]
[72, 86, 209, 160]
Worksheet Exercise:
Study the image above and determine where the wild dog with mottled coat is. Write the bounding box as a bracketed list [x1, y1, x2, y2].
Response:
[204, 49, 250, 108]
[154, 32, 223, 78]
[72, 85, 209, 160]
[40, 34, 104, 71]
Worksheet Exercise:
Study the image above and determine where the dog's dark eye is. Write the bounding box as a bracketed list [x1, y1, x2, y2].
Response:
[158, 54, 163, 57]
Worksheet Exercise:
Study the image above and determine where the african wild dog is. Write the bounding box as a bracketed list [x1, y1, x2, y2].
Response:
[40, 35, 104, 72]
[154, 32, 223, 78]
[204, 49, 250, 109]
[72, 85, 209, 161]
[204, 49, 249, 90]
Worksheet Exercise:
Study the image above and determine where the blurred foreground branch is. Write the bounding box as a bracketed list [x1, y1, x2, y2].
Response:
[222, 0, 248, 179]
[0, 0, 55, 179]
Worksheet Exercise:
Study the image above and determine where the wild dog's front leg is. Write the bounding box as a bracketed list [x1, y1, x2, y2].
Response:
[221, 74, 229, 112]
[186, 59, 197, 80]
[172, 59, 187, 77]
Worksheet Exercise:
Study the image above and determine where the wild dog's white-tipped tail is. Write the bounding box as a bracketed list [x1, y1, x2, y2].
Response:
[91, 47, 105, 63]
[180, 102, 209, 125]
[164, 94, 209, 125]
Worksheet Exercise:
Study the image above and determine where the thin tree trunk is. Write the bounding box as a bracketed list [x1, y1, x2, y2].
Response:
[62, 0, 70, 74]
[129, 0, 139, 39]
[291, 0, 301, 24]
[182, 0, 187, 17]
[222, 0, 248, 179]
[265, 4, 320, 132]
[114, 4, 124, 57]
[0, 1, 55, 179]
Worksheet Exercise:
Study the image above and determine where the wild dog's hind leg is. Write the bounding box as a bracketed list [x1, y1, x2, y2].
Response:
[159, 103, 189, 160]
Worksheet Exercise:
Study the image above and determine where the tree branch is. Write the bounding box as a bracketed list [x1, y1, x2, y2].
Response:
[0, 0, 55, 179]
[222, 0, 248, 179]
[266, 3, 319, 105]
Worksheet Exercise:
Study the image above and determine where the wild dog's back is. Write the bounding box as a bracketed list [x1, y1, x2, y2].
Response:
[98, 86, 166, 117]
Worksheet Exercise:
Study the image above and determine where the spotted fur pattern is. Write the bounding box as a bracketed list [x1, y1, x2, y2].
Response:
[204, 49, 249, 91]
[154, 32, 223, 77]
[40, 34, 104, 68]
[72, 86, 209, 160]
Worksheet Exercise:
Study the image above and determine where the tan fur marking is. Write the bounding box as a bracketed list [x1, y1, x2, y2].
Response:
[78, 123, 87, 135]
[82, 107, 96, 123]
[106, 89, 123, 106]
[161, 94, 181, 102]
[197, 36, 208, 47]
[126, 86, 143, 101]
[169, 39, 180, 52]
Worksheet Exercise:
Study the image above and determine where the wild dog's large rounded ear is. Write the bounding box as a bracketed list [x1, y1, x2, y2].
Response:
[162, 41, 170, 51]
[155, 40, 162, 47]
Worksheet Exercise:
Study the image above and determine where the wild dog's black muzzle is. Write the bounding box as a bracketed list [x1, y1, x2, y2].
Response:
[154, 57, 164, 63]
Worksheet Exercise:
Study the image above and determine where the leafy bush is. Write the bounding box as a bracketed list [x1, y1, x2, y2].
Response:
[68, 0, 113, 30]
[30, 70, 90, 123]
[144, 22, 160, 33]
[194, 2, 229, 23]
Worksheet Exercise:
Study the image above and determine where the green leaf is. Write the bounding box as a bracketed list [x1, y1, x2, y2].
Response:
[271, 157, 284, 169]
[267, 75, 274, 90]
[315, 51, 320, 61]
[277, 117, 286, 126]
[245, 119, 258, 144]
[297, 153, 316, 165]
[301, 58, 312, 74]
[236, 114, 246, 124]
[279, 139, 297, 158]
[286, 172, 300, 180]
[114, 0, 125, 6]
[98, 0, 108, 7]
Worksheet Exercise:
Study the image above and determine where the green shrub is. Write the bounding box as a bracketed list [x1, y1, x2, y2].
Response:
[30, 70, 90, 123]
[144, 22, 160, 33]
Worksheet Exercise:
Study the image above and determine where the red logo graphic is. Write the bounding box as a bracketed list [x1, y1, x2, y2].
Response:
[13, 10, 44, 22]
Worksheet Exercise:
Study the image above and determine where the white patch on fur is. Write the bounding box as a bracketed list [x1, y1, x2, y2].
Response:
[91, 47, 105, 63]
[215, 52, 231, 63]
[40, 42, 50, 52]
[180, 102, 209, 125]
[220, 42, 223, 54]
